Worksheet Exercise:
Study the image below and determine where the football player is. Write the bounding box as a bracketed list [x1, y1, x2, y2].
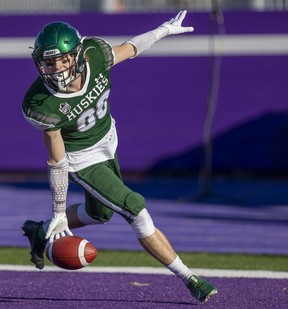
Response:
[22, 11, 217, 303]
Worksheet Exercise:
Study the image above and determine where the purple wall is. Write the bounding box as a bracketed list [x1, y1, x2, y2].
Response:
[1, 12, 287, 172]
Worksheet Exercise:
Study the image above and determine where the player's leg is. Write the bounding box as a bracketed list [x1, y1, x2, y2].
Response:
[70, 159, 217, 302]
[138, 228, 176, 265]
[137, 228, 217, 302]
[129, 209, 217, 302]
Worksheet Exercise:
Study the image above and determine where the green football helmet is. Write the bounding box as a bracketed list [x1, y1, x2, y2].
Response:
[32, 21, 86, 91]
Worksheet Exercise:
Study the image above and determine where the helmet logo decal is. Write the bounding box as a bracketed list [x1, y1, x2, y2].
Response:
[43, 49, 61, 57]
[59, 102, 72, 115]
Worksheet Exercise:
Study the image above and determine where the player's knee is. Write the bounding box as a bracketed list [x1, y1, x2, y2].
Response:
[130, 208, 156, 239]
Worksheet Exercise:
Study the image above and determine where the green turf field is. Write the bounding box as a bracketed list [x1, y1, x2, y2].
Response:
[0, 247, 287, 271]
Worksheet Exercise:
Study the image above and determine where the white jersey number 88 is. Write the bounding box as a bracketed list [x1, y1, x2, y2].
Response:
[77, 90, 110, 132]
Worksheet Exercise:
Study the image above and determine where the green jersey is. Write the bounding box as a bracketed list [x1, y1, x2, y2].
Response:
[22, 37, 114, 153]
[22, 37, 119, 172]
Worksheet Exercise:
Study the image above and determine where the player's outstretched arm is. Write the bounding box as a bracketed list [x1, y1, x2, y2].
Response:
[113, 10, 194, 65]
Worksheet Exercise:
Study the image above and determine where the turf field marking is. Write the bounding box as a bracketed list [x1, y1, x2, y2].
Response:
[0, 264, 288, 279]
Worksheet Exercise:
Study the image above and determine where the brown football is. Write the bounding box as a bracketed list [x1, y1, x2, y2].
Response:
[46, 236, 97, 270]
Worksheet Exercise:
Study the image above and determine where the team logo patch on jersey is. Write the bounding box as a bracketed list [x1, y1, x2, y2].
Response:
[59, 102, 72, 115]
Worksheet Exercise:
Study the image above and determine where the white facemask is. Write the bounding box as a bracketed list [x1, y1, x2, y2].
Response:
[51, 68, 76, 92]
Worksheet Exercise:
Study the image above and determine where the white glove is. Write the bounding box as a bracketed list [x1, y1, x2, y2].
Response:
[160, 10, 194, 35]
[45, 212, 73, 243]
[126, 10, 194, 58]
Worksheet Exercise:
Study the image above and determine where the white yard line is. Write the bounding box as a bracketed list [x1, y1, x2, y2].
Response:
[0, 264, 288, 279]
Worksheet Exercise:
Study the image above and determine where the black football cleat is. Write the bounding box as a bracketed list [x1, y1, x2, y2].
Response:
[22, 220, 47, 270]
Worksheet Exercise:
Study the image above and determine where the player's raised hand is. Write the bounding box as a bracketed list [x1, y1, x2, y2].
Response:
[161, 10, 194, 35]
[45, 212, 73, 243]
